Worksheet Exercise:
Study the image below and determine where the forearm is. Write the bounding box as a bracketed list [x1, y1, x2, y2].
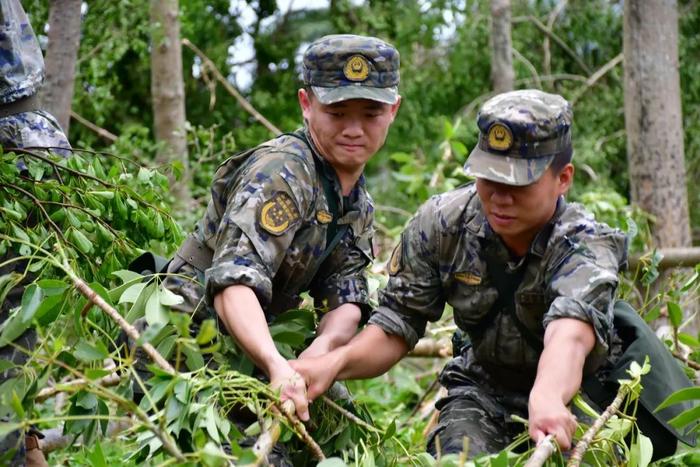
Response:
[531, 318, 595, 403]
[335, 324, 409, 380]
[315, 303, 362, 347]
[213, 284, 284, 376]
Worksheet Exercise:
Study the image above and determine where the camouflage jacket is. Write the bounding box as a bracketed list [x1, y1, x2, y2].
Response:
[0, 0, 44, 104]
[165, 128, 374, 320]
[369, 183, 627, 386]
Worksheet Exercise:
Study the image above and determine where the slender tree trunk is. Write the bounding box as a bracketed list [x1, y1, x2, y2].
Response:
[624, 0, 696, 332]
[624, 0, 690, 249]
[490, 0, 514, 93]
[42, 0, 82, 133]
[150, 0, 190, 203]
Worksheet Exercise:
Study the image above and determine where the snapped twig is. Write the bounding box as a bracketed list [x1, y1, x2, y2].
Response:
[272, 400, 325, 460]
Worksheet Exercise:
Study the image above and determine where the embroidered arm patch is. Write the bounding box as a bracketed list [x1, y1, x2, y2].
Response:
[259, 191, 301, 235]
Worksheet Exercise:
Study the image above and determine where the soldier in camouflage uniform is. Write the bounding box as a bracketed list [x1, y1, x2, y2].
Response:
[292, 90, 628, 457]
[163, 34, 401, 425]
[1, 1, 71, 465]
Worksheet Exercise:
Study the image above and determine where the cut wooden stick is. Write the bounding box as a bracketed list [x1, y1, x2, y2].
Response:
[272, 400, 325, 460]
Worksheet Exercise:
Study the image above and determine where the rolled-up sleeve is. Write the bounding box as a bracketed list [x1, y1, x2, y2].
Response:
[205, 153, 312, 307]
[369, 200, 446, 349]
[544, 230, 627, 367]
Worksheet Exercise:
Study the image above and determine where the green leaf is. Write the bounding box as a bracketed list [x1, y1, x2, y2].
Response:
[71, 228, 94, 254]
[10, 391, 25, 418]
[669, 405, 700, 430]
[86, 438, 108, 467]
[158, 285, 184, 307]
[76, 391, 98, 410]
[657, 387, 700, 411]
[36, 279, 69, 296]
[317, 459, 348, 467]
[196, 319, 218, 345]
[145, 289, 169, 326]
[74, 341, 109, 362]
[678, 333, 700, 348]
[119, 282, 147, 304]
[204, 404, 220, 443]
[0, 421, 22, 438]
[667, 302, 683, 328]
[182, 343, 205, 371]
[629, 433, 653, 467]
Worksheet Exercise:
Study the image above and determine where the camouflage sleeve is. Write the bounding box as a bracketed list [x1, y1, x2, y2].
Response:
[368, 199, 446, 349]
[543, 229, 627, 367]
[309, 214, 374, 318]
[204, 152, 314, 307]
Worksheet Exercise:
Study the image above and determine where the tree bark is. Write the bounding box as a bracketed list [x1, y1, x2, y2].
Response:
[490, 0, 514, 93]
[623, 0, 690, 249]
[42, 0, 82, 134]
[623, 0, 695, 332]
[150, 0, 190, 203]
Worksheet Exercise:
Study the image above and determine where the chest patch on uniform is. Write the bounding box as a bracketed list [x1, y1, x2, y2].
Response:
[259, 192, 300, 235]
[388, 242, 403, 275]
[454, 271, 482, 285]
[316, 210, 333, 224]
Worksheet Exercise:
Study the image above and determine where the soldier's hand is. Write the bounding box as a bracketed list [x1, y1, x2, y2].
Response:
[528, 393, 577, 450]
[269, 362, 310, 421]
[290, 355, 339, 401]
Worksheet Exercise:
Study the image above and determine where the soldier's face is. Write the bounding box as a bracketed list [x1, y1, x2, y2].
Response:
[476, 164, 574, 256]
[299, 89, 401, 172]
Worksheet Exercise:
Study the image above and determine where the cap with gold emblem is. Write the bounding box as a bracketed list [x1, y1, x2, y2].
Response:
[464, 89, 573, 186]
[302, 34, 400, 105]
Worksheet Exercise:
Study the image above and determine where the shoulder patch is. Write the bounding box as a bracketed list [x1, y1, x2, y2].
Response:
[259, 192, 300, 235]
[316, 210, 333, 224]
[388, 241, 403, 276]
[454, 272, 482, 286]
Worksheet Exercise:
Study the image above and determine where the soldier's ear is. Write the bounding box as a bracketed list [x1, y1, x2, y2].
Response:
[298, 88, 312, 118]
[557, 163, 574, 194]
[388, 96, 402, 122]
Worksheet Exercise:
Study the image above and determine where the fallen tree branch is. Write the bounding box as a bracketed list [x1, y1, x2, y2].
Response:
[272, 401, 325, 460]
[63, 263, 176, 375]
[252, 399, 295, 465]
[36, 361, 122, 403]
[182, 38, 282, 137]
[524, 435, 556, 467]
[321, 395, 381, 433]
[567, 387, 630, 466]
[42, 418, 134, 453]
[672, 350, 700, 371]
[629, 247, 700, 270]
[70, 110, 118, 142]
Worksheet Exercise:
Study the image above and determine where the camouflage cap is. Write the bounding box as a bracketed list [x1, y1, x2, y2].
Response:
[302, 34, 400, 105]
[464, 89, 573, 186]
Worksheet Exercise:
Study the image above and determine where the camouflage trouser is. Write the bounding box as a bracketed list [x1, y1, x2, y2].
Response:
[426, 350, 531, 458]
[0, 255, 37, 465]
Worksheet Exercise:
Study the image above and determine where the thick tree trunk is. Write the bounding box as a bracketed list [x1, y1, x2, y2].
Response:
[624, 0, 696, 333]
[623, 0, 690, 249]
[490, 0, 514, 93]
[150, 0, 190, 203]
[42, 0, 82, 134]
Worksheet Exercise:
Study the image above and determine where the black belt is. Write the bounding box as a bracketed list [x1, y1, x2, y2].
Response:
[175, 235, 214, 272]
[0, 94, 40, 119]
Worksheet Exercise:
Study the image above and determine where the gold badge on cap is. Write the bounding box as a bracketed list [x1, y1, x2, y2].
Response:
[316, 210, 333, 224]
[343, 55, 370, 82]
[454, 272, 482, 286]
[487, 123, 513, 152]
[259, 192, 300, 235]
